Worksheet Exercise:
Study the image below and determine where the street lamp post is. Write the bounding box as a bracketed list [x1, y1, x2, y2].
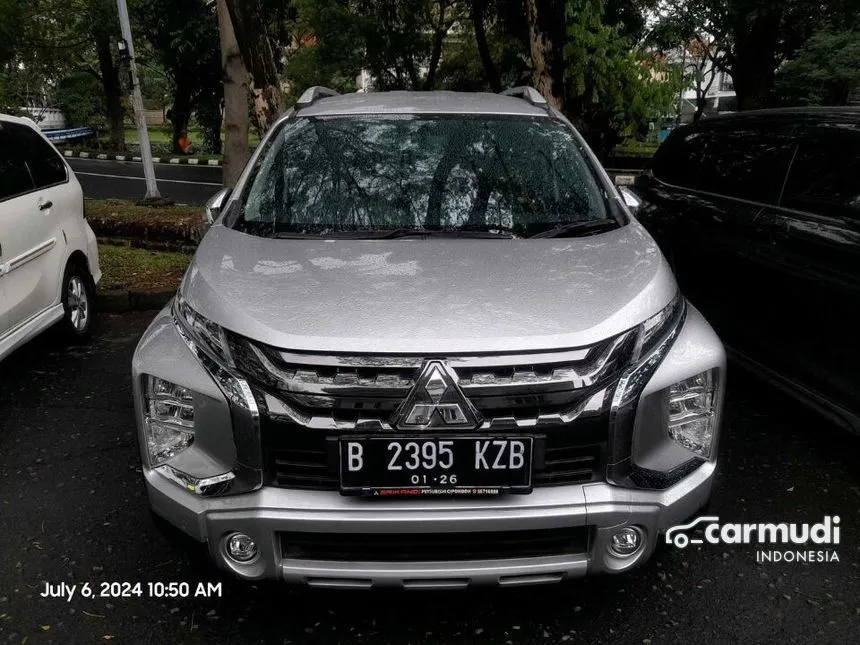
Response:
[115, 0, 160, 201]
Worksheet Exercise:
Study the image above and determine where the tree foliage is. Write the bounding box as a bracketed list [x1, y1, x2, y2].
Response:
[776, 29, 860, 106]
[133, 0, 223, 153]
[650, 0, 859, 110]
[0, 0, 126, 146]
[565, 0, 679, 156]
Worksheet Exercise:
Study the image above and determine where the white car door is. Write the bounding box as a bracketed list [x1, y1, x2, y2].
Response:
[0, 123, 37, 339]
[0, 120, 69, 330]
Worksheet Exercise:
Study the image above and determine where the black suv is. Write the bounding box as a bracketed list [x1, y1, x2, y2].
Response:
[634, 107, 860, 433]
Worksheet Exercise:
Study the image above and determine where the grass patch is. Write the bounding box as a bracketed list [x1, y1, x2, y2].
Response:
[85, 199, 204, 246]
[98, 243, 191, 292]
[612, 140, 659, 157]
[86, 199, 201, 225]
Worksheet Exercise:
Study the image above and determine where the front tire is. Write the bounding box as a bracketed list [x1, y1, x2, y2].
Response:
[60, 262, 94, 341]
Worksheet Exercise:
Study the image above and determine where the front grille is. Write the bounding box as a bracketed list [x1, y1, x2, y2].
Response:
[280, 527, 590, 561]
[242, 341, 631, 491]
[230, 333, 636, 430]
[263, 416, 607, 490]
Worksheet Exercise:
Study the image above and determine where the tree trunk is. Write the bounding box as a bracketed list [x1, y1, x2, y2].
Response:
[523, 0, 566, 109]
[94, 32, 125, 151]
[224, 0, 285, 133]
[218, 0, 249, 187]
[470, 0, 501, 92]
[731, 63, 775, 111]
[693, 97, 705, 122]
[423, 0, 449, 90]
[730, 8, 782, 110]
[170, 84, 194, 154]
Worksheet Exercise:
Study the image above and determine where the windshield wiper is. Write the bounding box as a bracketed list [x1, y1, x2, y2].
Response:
[271, 231, 318, 238]
[368, 228, 514, 240]
[268, 228, 515, 240]
[529, 219, 620, 239]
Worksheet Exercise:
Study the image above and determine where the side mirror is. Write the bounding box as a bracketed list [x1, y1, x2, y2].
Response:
[204, 187, 232, 225]
[618, 186, 642, 215]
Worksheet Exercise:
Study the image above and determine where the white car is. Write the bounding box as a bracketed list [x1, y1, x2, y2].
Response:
[0, 114, 101, 361]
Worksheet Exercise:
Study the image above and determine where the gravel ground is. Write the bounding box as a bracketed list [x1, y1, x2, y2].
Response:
[0, 312, 857, 645]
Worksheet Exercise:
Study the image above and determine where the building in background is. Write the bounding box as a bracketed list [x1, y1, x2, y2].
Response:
[666, 38, 737, 123]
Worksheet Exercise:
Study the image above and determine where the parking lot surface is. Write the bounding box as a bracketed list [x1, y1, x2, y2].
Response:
[0, 312, 857, 644]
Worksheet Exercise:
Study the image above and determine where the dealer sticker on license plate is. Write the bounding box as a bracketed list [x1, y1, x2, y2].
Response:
[339, 436, 533, 497]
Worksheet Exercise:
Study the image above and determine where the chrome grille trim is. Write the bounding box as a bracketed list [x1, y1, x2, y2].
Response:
[234, 330, 636, 396]
[263, 387, 609, 431]
[271, 348, 593, 369]
[458, 333, 633, 392]
[231, 330, 637, 430]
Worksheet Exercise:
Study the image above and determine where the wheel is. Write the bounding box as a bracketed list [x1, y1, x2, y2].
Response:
[60, 261, 94, 341]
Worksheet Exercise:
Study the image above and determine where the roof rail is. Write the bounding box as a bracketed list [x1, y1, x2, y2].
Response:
[296, 86, 340, 108]
[499, 86, 548, 107]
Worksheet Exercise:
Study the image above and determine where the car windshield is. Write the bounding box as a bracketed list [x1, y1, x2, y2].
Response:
[232, 115, 614, 238]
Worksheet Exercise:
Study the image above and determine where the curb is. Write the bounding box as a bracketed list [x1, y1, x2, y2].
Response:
[98, 289, 175, 312]
[64, 149, 221, 166]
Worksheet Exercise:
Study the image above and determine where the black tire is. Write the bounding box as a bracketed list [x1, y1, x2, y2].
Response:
[60, 261, 95, 341]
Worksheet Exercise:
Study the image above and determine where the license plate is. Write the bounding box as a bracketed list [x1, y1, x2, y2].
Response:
[339, 436, 533, 496]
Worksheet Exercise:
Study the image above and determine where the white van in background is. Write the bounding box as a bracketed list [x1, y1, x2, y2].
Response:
[0, 114, 101, 362]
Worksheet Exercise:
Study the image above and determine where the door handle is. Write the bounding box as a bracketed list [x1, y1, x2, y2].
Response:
[38, 200, 53, 211]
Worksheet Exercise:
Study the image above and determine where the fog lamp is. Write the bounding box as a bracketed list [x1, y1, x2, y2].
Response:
[144, 376, 195, 467]
[608, 527, 643, 557]
[667, 369, 718, 458]
[226, 533, 258, 562]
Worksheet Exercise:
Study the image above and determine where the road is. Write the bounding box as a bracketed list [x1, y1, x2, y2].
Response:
[68, 158, 223, 205]
[0, 312, 858, 645]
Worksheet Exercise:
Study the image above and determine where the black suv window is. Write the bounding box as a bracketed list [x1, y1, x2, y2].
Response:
[11, 123, 67, 188]
[651, 128, 709, 189]
[0, 123, 36, 201]
[695, 124, 797, 205]
[781, 122, 860, 220]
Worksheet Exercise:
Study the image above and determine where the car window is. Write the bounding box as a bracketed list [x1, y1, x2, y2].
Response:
[0, 123, 36, 201]
[234, 115, 611, 237]
[651, 128, 709, 189]
[781, 122, 860, 220]
[10, 123, 68, 188]
[695, 125, 797, 205]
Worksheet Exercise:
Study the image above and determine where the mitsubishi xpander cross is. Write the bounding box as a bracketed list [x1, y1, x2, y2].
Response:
[133, 87, 726, 587]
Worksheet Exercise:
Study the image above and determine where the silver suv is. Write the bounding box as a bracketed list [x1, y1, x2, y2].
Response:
[133, 87, 725, 587]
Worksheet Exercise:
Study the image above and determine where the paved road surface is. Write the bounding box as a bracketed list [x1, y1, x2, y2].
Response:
[0, 313, 858, 644]
[68, 158, 223, 205]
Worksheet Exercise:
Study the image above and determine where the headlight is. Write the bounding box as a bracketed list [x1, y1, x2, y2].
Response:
[144, 376, 195, 467]
[613, 293, 686, 409]
[174, 295, 234, 368]
[172, 296, 256, 413]
[635, 292, 685, 360]
[667, 369, 718, 458]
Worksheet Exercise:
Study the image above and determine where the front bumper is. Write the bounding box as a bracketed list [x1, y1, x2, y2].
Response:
[146, 460, 713, 587]
[134, 301, 725, 588]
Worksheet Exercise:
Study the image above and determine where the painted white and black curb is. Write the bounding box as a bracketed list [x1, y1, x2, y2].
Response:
[63, 150, 221, 166]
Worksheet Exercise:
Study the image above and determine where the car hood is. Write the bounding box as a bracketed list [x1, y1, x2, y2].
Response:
[181, 222, 677, 354]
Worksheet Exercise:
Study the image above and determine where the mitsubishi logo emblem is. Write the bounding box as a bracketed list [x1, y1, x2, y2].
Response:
[392, 361, 482, 431]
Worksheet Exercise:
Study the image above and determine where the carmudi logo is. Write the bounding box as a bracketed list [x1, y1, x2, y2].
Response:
[665, 516, 841, 563]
